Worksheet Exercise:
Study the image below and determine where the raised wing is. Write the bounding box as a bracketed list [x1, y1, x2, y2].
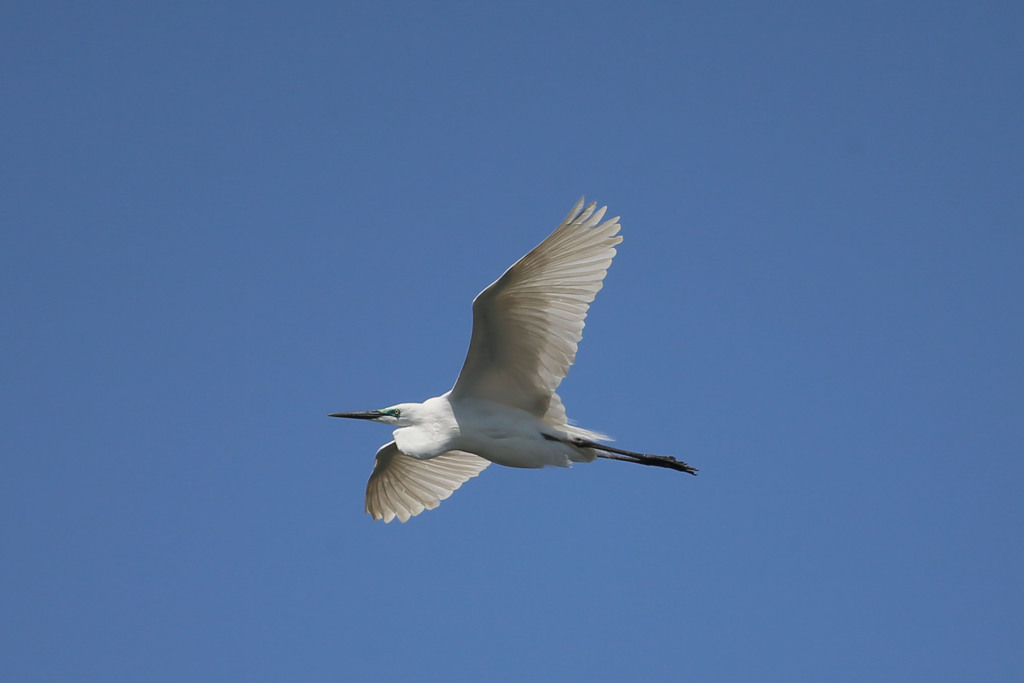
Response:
[450, 198, 622, 416]
[365, 441, 490, 523]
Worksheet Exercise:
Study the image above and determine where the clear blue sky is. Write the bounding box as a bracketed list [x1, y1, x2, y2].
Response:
[2, 2, 1022, 680]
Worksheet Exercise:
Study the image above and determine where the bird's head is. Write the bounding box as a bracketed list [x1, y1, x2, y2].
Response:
[329, 403, 417, 426]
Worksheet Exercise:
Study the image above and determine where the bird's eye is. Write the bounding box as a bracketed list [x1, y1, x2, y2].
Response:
[387, 408, 401, 417]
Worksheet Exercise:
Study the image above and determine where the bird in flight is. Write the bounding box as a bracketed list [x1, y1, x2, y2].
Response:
[332, 198, 697, 522]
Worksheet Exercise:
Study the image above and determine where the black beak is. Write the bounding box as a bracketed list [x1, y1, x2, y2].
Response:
[329, 411, 384, 420]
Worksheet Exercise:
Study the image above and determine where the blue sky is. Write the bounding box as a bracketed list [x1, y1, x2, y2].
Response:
[2, 1, 1022, 680]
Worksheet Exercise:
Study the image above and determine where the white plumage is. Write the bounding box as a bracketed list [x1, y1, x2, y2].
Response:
[451, 198, 620, 419]
[332, 198, 696, 523]
[365, 443, 489, 523]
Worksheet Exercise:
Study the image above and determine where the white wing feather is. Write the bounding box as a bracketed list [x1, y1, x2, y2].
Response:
[450, 198, 622, 418]
[365, 441, 490, 523]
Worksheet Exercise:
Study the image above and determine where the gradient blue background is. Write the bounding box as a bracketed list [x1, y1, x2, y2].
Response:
[3, 2, 1022, 680]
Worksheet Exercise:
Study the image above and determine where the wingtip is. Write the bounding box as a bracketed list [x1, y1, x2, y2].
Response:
[564, 196, 587, 224]
[565, 197, 618, 231]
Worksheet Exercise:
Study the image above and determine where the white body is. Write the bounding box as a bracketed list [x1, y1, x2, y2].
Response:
[393, 394, 599, 469]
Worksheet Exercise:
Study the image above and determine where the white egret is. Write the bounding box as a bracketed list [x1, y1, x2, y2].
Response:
[332, 198, 697, 523]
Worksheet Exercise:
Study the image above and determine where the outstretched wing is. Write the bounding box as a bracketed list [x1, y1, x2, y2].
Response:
[365, 441, 490, 523]
[450, 198, 622, 416]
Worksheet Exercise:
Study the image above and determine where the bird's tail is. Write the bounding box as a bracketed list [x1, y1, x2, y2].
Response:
[559, 423, 611, 443]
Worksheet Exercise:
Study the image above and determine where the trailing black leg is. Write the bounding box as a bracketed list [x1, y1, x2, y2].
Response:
[544, 434, 698, 475]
